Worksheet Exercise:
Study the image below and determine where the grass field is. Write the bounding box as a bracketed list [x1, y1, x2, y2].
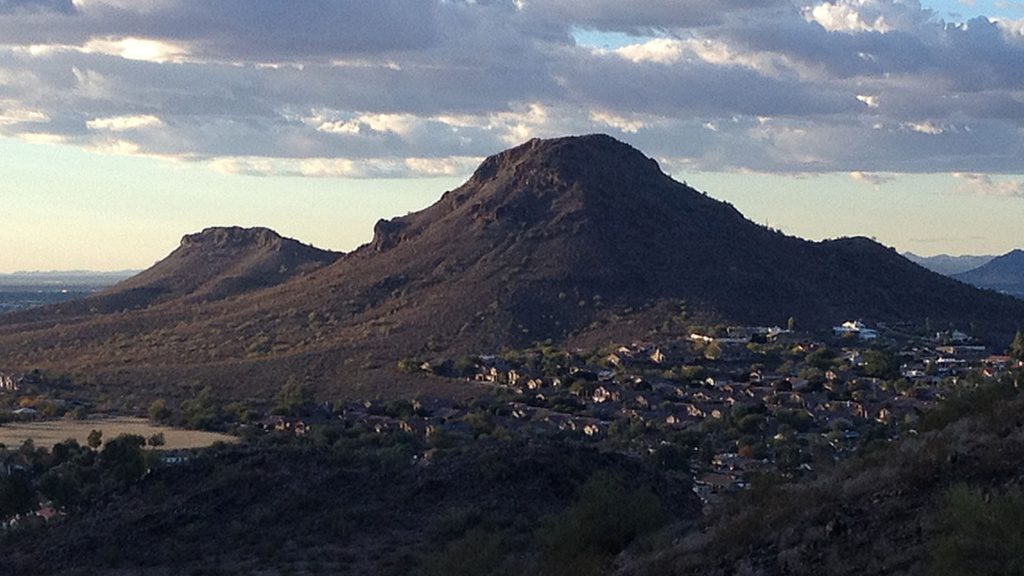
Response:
[0, 417, 238, 450]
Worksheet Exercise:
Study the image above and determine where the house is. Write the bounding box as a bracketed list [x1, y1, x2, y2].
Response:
[833, 321, 878, 341]
[160, 452, 191, 466]
[984, 355, 1013, 368]
[704, 377, 731, 388]
[592, 386, 620, 404]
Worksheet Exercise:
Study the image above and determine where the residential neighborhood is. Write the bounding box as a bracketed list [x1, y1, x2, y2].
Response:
[277, 321, 1024, 504]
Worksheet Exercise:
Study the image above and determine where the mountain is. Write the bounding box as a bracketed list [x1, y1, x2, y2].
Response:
[902, 252, 995, 276]
[954, 249, 1024, 298]
[0, 134, 1023, 400]
[100, 226, 342, 308]
[10, 226, 341, 317]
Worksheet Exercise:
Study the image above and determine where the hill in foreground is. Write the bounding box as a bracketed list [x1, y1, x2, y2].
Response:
[0, 435, 697, 575]
[0, 135, 1022, 401]
[620, 377, 1024, 576]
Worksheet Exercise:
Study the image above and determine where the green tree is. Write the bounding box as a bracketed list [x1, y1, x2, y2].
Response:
[704, 340, 723, 361]
[182, 386, 221, 430]
[538, 473, 666, 574]
[787, 316, 797, 331]
[86, 429, 103, 450]
[805, 347, 836, 371]
[100, 434, 147, 486]
[863, 349, 897, 378]
[931, 485, 1024, 575]
[148, 398, 170, 422]
[273, 378, 312, 416]
[147, 432, 166, 448]
[0, 473, 34, 517]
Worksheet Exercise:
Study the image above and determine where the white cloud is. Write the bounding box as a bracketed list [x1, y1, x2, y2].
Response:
[86, 138, 140, 156]
[953, 172, 1024, 197]
[81, 37, 189, 63]
[0, 0, 1021, 177]
[805, 2, 893, 33]
[613, 38, 684, 64]
[0, 106, 47, 124]
[849, 171, 895, 187]
[209, 157, 275, 177]
[86, 114, 163, 131]
[902, 121, 947, 135]
[209, 155, 482, 179]
[16, 132, 67, 144]
[403, 156, 483, 177]
[856, 94, 880, 108]
[589, 110, 646, 133]
[995, 16, 1024, 37]
[315, 119, 361, 135]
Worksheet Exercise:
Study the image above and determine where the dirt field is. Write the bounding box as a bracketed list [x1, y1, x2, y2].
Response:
[0, 417, 238, 450]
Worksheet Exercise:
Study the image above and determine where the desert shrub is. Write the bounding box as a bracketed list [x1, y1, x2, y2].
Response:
[930, 484, 1024, 576]
[418, 527, 513, 576]
[918, 381, 1019, 432]
[537, 472, 665, 575]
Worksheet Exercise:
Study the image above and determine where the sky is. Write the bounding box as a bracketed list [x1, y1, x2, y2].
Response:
[1, 0, 1023, 272]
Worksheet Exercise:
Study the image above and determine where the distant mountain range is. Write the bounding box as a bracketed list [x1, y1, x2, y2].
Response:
[1, 134, 1022, 400]
[0, 270, 138, 289]
[954, 249, 1024, 299]
[904, 250, 1024, 299]
[902, 253, 995, 276]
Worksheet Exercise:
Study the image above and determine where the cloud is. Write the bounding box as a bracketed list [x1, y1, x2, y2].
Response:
[0, 0, 1022, 177]
[856, 94, 879, 108]
[81, 37, 188, 63]
[849, 171, 895, 187]
[589, 111, 647, 133]
[902, 121, 948, 135]
[210, 155, 482, 179]
[952, 172, 1024, 197]
[0, 0, 75, 14]
[86, 114, 162, 131]
[805, 2, 894, 33]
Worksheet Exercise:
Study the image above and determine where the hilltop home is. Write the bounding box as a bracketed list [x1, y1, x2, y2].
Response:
[833, 321, 878, 341]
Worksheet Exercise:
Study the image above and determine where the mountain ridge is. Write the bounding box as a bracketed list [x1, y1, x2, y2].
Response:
[0, 134, 1022, 400]
[954, 249, 1024, 298]
[903, 252, 996, 276]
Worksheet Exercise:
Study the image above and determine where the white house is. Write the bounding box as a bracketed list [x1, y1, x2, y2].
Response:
[833, 320, 878, 341]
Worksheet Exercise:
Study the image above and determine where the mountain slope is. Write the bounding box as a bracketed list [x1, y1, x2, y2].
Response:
[0, 135, 1022, 400]
[954, 249, 1024, 298]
